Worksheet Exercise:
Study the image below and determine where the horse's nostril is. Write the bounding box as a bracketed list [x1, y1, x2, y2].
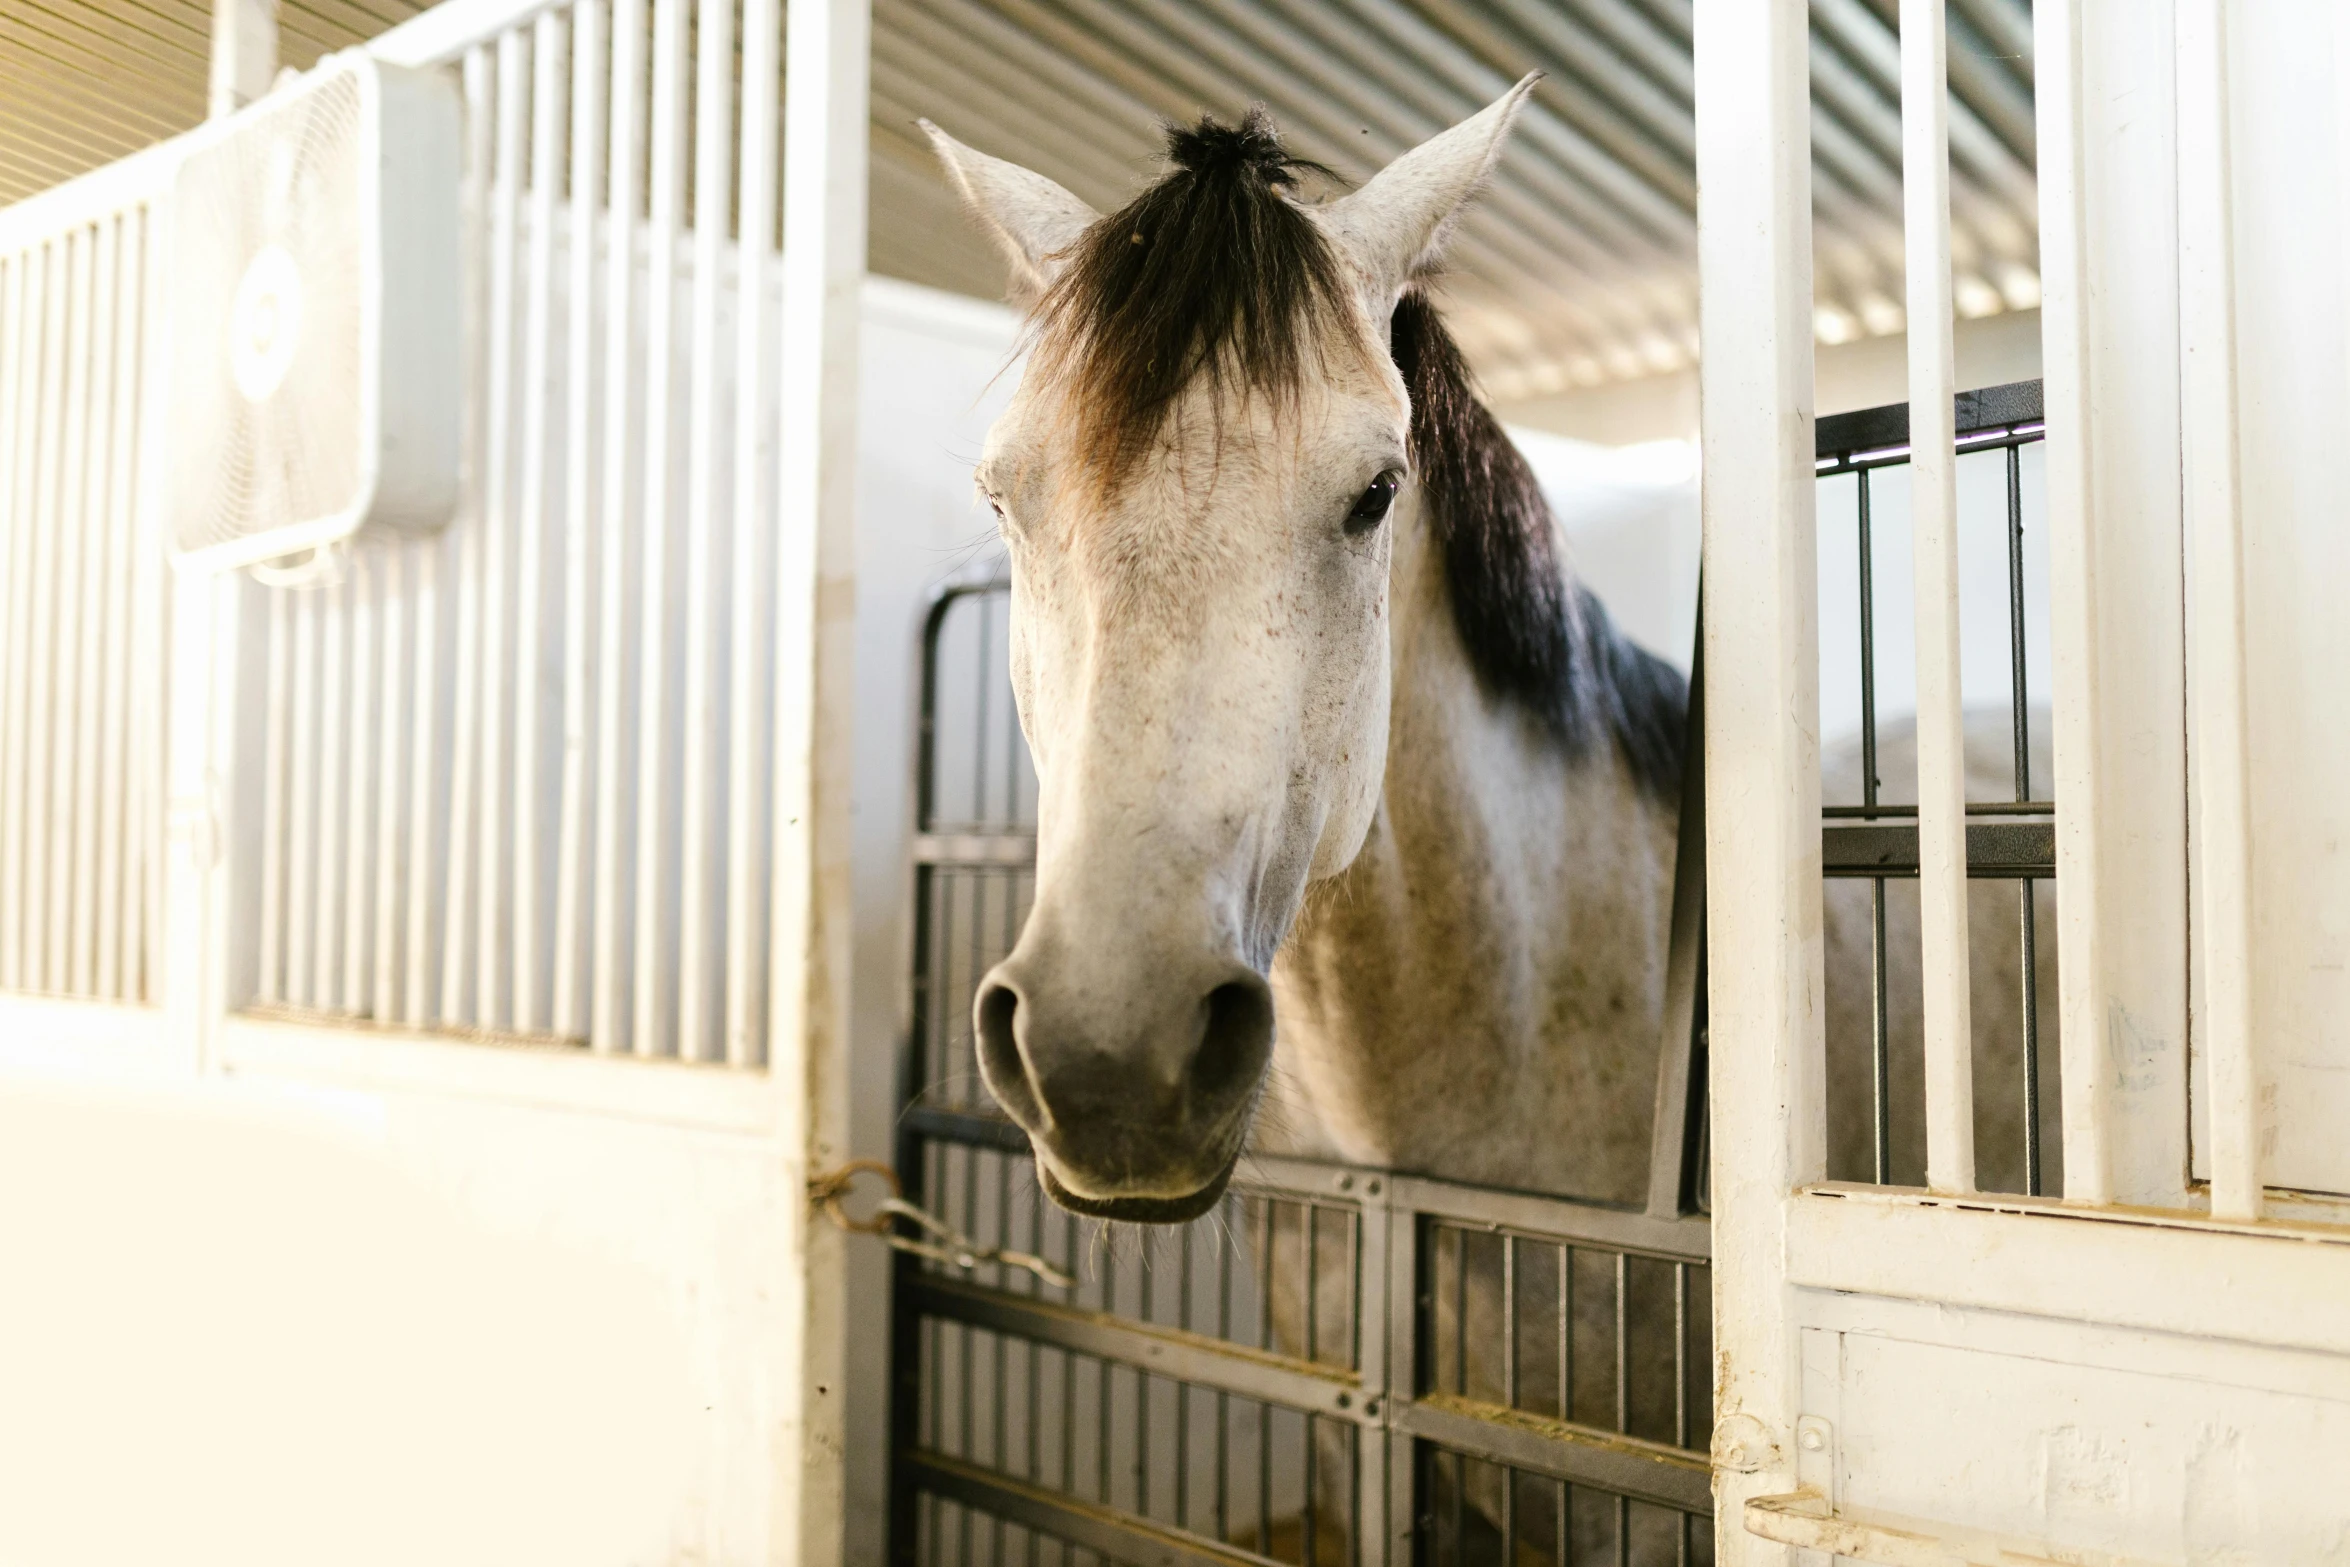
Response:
[974, 979, 1043, 1128]
[1193, 975, 1274, 1107]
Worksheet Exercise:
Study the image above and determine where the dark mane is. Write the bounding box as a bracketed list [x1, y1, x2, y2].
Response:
[1391, 290, 1686, 798]
[1034, 109, 1685, 797]
[1032, 107, 1357, 494]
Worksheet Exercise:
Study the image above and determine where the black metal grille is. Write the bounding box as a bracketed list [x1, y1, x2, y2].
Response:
[1814, 380, 2060, 1196]
[893, 583, 1714, 1567]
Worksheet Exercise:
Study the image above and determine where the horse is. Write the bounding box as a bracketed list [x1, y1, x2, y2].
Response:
[921, 81, 2055, 1564]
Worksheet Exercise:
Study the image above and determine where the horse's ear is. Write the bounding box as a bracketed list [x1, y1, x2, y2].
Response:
[921, 120, 1101, 305]
[1311, 74, 1540, 306]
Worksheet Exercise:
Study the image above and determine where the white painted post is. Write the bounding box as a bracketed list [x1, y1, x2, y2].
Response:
[1900, 0, 1975, 1196]
[2175, 0, 2261, 1223]
[727, 0, 782, 1070]
[1694, 0, 1821, 1553]
[592, 0, 646, 1053]
[514, 8, 566, 1034]
[772, 0, 868, 1556]
[553, 0, 606, 1041]
[209, 0, 278, 119]
[2036, 0, 2193, 1209]
[676, 0, 736, 1064]
[633, 0, 689, 1058]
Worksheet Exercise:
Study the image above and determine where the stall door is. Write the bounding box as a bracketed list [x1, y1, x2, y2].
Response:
[1694, 2, 2350, 1562]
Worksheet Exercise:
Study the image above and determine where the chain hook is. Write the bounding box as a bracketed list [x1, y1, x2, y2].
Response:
[809, 1160, 1075, 1290]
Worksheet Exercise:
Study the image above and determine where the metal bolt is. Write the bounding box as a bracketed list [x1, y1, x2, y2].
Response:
[1799, 1427, 1824, 1452]
[1337, 1174, 1355, 1193]
[1366, 1180, 1381, 1196]
[1335, 1391, 1351, 1409]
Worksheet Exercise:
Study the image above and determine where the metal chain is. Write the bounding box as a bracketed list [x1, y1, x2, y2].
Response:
[809, 1160, 1076, 1291]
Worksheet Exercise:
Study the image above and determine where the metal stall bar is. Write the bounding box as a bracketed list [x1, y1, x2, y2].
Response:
[1693, 0, 1820, 1559]
[1899, 0, 1976, 1197]
[2175, 0, 2261, 1224]
[2038, 0, 2194, 1211]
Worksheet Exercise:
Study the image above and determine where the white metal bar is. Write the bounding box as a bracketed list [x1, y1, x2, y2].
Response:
[593, 0, 647, 1054]
[2176, 0, 2259, 1224]
[0, 249, 35, 990]
[775, 0, 869, 1551]
[125, 206, 162, 1002]
[552, 0, 605, 1042]
[286, 586, 319, 1007]
[45, 226, 94, 995]
[342, 554, 379, 1011]
[94, 213, 139, 1003]
[1693, 0, 1820, 1555]
[1900, 0, 1975, 1196]
[69, 215, 119, 997]
[675, 0, 735, 1063]
[256, 579, 291, 1003]
[634, 0, 688, 1058]
[373, 545, 407, 1022]
[18, 237, 67, 992]
[406, 525, 451, 1023]
[513, 7, 565, 1033]
[2036, 0, 2193, 1209]
[315, 568, 350, 1009]
[441, 43, 498, 1023]
[725, 0, 779, 1068]
[477, 24, 529, 1030]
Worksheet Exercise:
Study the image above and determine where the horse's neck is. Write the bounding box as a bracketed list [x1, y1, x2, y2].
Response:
[1266, 509, 1680, 1204]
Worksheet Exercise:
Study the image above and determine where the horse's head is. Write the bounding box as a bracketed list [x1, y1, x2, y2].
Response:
[924, 81, 1536, 1221]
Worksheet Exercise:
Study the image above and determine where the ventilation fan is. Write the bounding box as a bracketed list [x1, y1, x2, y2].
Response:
[167, 51, 462, 573]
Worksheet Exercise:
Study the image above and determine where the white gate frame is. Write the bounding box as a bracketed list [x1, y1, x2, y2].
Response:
[1697, 2, 2350, 1562]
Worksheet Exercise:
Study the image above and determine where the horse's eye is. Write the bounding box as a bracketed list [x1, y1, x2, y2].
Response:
[1346, 469, 1402, 533]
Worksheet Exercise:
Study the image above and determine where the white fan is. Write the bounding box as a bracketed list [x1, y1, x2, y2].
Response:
[166, 51, 462, 574]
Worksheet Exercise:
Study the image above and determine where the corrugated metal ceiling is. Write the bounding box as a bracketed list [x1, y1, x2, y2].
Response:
[1, 0, 2037, 401]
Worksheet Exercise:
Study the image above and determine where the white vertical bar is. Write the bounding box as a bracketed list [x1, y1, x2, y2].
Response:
[2037, 0, 2193, 1208]
[634, 0, 688, 1058]
[478, 26, 528, 1030]
[256, 584, 291, 1003]
[676, 0, 735, 1063]
[406, 527, 450, 1022]
[0, 249, 35, 990]
[286, 588, 318, 1007]
[22, 237, 69, 990]
[2176, 0, 2259, 1224]
[726, 0, 779, 1068]
[593, 0, 647, 1054]
[126, 208, 163, 1002]
[514, 9, 566, 1034]
[1900, 0, 1975, 1196]
[442, 44, 498, 1024]
[553, 0, 606, 1042]
[775, 0, 868, 1553]
[69, 217, 119, 997]
[343, 554, 378, 1010]
[1693, 0, 1819, 1555]
[0, 252, 34, 991]
[95, 215, 140, 1003]
[46, 228, 95, 994]
[314, 571, 348, 1008]
[373, 546, 408, 1021]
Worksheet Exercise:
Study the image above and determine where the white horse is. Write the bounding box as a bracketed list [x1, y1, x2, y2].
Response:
[924, 80, 2053, 1562]
[924, 77, 1690, 1220]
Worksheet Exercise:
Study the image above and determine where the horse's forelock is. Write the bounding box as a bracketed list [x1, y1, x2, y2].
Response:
[1027, 107, 1365, 498]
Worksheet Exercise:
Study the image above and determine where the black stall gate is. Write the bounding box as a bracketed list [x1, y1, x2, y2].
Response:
[889, 583, 1716, 1567]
